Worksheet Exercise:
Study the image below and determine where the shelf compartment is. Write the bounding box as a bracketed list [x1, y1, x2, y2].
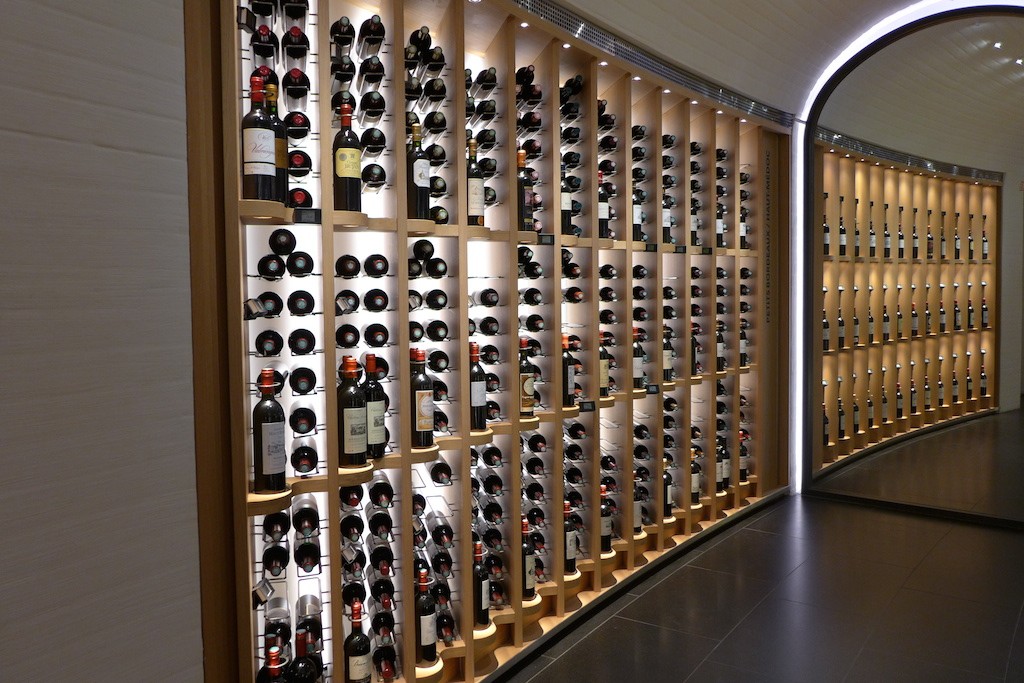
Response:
[240, 199, 294, 224]
[246, 486, 293, 516]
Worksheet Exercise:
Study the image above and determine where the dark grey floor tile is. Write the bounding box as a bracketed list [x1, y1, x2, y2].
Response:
[771, 551, 912, 617]
[707, 597, 873, 682]
[748, 496, 951, 540]
[844, 648, 1004, 683]
[865, 588, 1019, 678]
[689, 528, 809, 582]
[617, 565, 774, 639]
[539, 613, 613, 659]
[1006, 608, 1024, 681]
[905, 524, 1024, 606]
[684, 659, 789, 682]
[533, 616, 718, 682]
[500, 653, 554, 683]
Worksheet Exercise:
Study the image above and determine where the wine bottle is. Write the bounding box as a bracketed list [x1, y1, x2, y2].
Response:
[599, 484, 613, 552]
[516, 149, 535, 232]
[344, 601, 373, 683]
[241, 76, 277, 201]
[467, 138, 486, 226]
[362, 355, 387, 459]
[411, 349, 434, 447]
[333, 103, 362, 211]
[521, 516, 536, 600]
[262, 84, 289, 205]
[470, 541, 490, 627]
[405, 123, 431, 219]
[253, 368, 287, 492]
[415, 568, 437, 664]
[337, 356, 367, 467]
[356, 14, 385, 59]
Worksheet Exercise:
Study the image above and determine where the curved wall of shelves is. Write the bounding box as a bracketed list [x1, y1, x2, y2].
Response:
[812, 141, 1000, 476]
[222, 0, 790, 680]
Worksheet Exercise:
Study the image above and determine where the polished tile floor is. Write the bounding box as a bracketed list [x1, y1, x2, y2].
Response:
[813, 410, 1024, 521]
[497, 494, 1024, 682]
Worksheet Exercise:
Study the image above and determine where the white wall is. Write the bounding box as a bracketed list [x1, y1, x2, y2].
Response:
[0, 1, 202, 678]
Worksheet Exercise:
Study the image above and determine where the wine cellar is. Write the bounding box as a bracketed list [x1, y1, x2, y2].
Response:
[812, 140, 1001, 474]
[225, 0, 790, 680]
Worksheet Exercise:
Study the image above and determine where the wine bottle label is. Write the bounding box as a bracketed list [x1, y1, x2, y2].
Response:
[740, 454, 749, 471]
[940, 313, 946, 327]
[469, 178, 486, 214]
[739, 222, 748, 237]
[911, 395, 918, 412]
[882, 321, 890, 335]
[716, 460, 724, 481]
[479, 578, 490, 610]
[899, 237, 905, 249]
[885, 236, 891, 249]
[600, 515, 612, 536]
[955, 312, 961, 328]
[634, 499, 643, 525]
[335, 148, 360, 179]
[566, 530, 577, 559]
[525, 558, 536, 589]
[599, 359, 610, 389]
[520, 373, 535, 412]
[663, 208, 671, 228]
[471, 380, 487, 408]
[565, 364, 575, 394]
[633, 356, 643, 379]
[413, 159, 430, 188]
[691, 472, 700, 494]
[912, 318, 919, 332]
[897, 398, 904, 413]
[343, 407, 368, 454]
[838, 414, 845, 432]
[983, 310, 989, 326]
[261, 421, 287, 474]
[953, 386, 960, 401]
[870, 234, 877, 248]
[598, 200, 610, 220]
[839, 233, 847, 246]
[823, 232, 830, 245]
[415, 390, 434, 431]
[420, 613, 437, 646]
[274, 137, 287, 171]
[663, 349, 673, 368]
[981, 378, 988, 394]
[348, 653, 372, 682]
[561, 191, 572, 211]
[690, 215, 699, 230]
[633, 205, 643, 225]
[822, 327, 830, 341]
[243, 128, 276, 176]
[716, 219, 726, 235]
[367, 399, 386, 445]
[925, 389, 931, 406]
[717, 341, 726, 357]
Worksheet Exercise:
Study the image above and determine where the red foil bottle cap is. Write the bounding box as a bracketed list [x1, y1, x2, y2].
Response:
[342, 356, 359, 376]
[364, 354, 377, 374]
[258, 367, 275, 390]
[521, 516, 529, 534]
[519, 337, 529, 349]
[258, 24, 270, 36]
[289, 26, 302, 37]
[289, 67, 303, 79]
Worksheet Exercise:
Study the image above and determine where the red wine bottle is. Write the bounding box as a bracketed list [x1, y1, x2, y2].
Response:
[262, 84, 289, 205]
[522, 516, 536, 599]
[518, 337, 535, 417]
[338, 356, 367, 467]
[253, 368, 287, 492]
[362, 355, 387, 459]
[241, 76, 277, 201]
[516, 149, 534, 232]
[600, 484, 613, 552]
[333, 103, 362, 211]
[411, 349, 434, 447]
[472, 541, 490, 626]
[468, 139, 485, 226]
[344, 600, 372, 683]
[407, 123, 431, 219]
[561, 333, 576, 408]
[469, 342, 488, 430]
[415, 568, 438, 663]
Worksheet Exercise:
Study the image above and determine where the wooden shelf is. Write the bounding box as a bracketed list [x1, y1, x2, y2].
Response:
[337, 462, 375, 485]
[239, 199, 293, 224]
[246, 487, 292, 516]
[468, 428, 495, 445]
[409, 445, 441, 463]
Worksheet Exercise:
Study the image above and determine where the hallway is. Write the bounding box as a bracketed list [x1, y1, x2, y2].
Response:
[496, 494, 1024, 682]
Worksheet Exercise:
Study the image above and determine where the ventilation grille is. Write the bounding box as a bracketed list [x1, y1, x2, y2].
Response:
[815, 127, 1003, 183]
[513, 0, 793, 128]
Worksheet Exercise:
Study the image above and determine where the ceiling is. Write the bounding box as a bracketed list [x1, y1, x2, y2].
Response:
[558, 0, 1024, 176]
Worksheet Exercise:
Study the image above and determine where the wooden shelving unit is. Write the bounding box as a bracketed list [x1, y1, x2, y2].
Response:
[222, 0, 790, 680]
[812, 143, 1000, 474]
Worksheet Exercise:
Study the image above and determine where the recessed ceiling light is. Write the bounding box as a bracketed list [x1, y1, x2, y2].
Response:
[1016, 58, 1023, 65]
[691, 100, 699, 105]
[599, 60, 608, 66]
[632, 76, 641, 81]
[995, 41, 1002, 48]
[860, 159, 865, 162]
[845, 154, 850, 158]
[875, 162, 880, 166]
[829, 148, 835, 153]
[562, 43, 571, 49]
[520, 21, 529, 28]
[740, 118, 747, 123]
[664, 89, 671, 94]
[716, 109, 723, 114]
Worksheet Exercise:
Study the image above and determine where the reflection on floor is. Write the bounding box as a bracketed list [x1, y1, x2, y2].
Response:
[493, 495, 1024, 682]
[813, 410, 1024, 522]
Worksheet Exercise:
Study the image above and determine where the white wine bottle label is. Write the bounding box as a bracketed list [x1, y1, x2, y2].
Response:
[981, 378, 988, 394]
[822, 327, 830, 341]
[983, 310, 989, 326]
[839, 233, 847, 246]
[598, 200, 610, 219]
[420, 613, 437, 646]
[525, 558, 536, 589]
[739, 338, 749, 354]
[716, 219, 726, 235]
[366, 400, 386, 445]
[600, 515, 612, 536]
[925, 389, 931, 406]
[520, 373, 535, 412]
[940, 313, 946, 327]
[740, 454, 750, 471]
[335, 148, 361, 179]
[566, 530, 577, 559]
[716, 460, 724, 481]
[824, 232, 830, 246]
[868, 405, 874, 422]
[415, 390, 433, 431]
[261, 421, 287, 474]
[911, 395, 918, 412]
[885, 236, 891, 250]
[690, 215, 699, 230]
[348, 654, 372, 682]
[566, 364, 575, 391]
[243, 128, 276, 176]
[870, 234, 877, 248]
[471, 380, 487, 408]
[663, 208, 671, 228]
[634, 499, 643, 524]
[912, 318, 919, 332]
[691, 472, 700, 494]
[413, 159, 430, 187]
[633, 205, 642, 224]
[469, 178, 486, 214]
[717, 341, 726, 357]
[663, 349, 673, 368]
[838, 414, 846, 432]
[599, 359, 610, 389]
[479, 579, 490, 610]
[561, 191, 572, 211]
[739, 222, 748, 237]
[633, 356, 643, 379]
[882, 321, 890, 335]
[343, 407, 368, 454]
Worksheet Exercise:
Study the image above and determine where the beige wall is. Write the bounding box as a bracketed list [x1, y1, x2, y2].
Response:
[0, 1, 202, 678]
